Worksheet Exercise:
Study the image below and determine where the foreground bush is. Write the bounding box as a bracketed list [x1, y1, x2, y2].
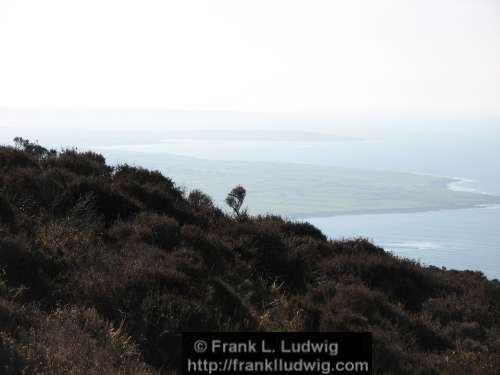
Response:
[0, 140, 499, 374]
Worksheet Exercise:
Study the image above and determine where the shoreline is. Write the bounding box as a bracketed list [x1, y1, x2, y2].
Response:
[290, 201, 500, 220]
[50, 147, 500, 220]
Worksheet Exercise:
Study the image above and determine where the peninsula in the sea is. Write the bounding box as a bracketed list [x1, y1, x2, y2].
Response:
[97, 149, 500, 218]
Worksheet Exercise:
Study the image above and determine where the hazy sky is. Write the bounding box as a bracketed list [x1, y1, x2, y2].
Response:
[0, 0, 499, 117]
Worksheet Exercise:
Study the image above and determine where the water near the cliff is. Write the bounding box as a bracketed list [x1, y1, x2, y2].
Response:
[307, 205, 500, 280]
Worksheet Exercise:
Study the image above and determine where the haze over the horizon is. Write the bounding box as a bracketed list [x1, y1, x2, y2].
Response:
[1, 0, 499, 118]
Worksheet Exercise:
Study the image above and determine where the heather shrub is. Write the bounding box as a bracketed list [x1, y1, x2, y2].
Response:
[109, 213, 180, 250]
[0, 193, 15, 227]
[208, 277, 258, 330]
[180, 224, 233, 270]
[329, 237, 385, 255]
[69, 177, 138, 224]
[1, 168, 44, 215]
[44, 148, 112, 177]
[13, 137, 55, 160]
[423, 296, 467, 324]
[188, 189, 214, 210]
[138, 214, 180, 250]
[0, 238, 53, 300]
[139, 293, 218, 368]
[115, 179, 200, 226]
[331, 284, 392, 323]
[281, 220, 327, 241]
[456, 321, 484, 340]
[327, 253, 451, 310]
[0, 141, 499, 375]
[114, 164, 181, 197]
[20, 306, 154, 375]
[0, 146, 37, 171]
[0, 332, 25, 375]
[241, 227, 309, 290]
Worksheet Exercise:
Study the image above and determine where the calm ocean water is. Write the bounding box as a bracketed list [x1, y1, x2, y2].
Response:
[307, 206, 500, 280]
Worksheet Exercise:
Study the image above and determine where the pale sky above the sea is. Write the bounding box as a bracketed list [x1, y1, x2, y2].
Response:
[0, 0, 499, 118]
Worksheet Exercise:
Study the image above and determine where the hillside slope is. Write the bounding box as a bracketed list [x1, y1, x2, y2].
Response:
[1, 140, 499, 374]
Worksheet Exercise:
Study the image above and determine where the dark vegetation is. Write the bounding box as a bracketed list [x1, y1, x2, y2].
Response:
[1, 139, 500, 374]
[225, 185, 247, 217]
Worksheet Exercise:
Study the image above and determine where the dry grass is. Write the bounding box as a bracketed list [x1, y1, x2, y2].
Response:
[0, 140, 499, 374]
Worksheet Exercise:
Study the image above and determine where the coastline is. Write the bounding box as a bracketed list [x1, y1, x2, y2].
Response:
[290, 176, 500, 219]
[292, 201, 500, 220]
[18, 144, 493, 221]
[95, 148, 500, 220]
